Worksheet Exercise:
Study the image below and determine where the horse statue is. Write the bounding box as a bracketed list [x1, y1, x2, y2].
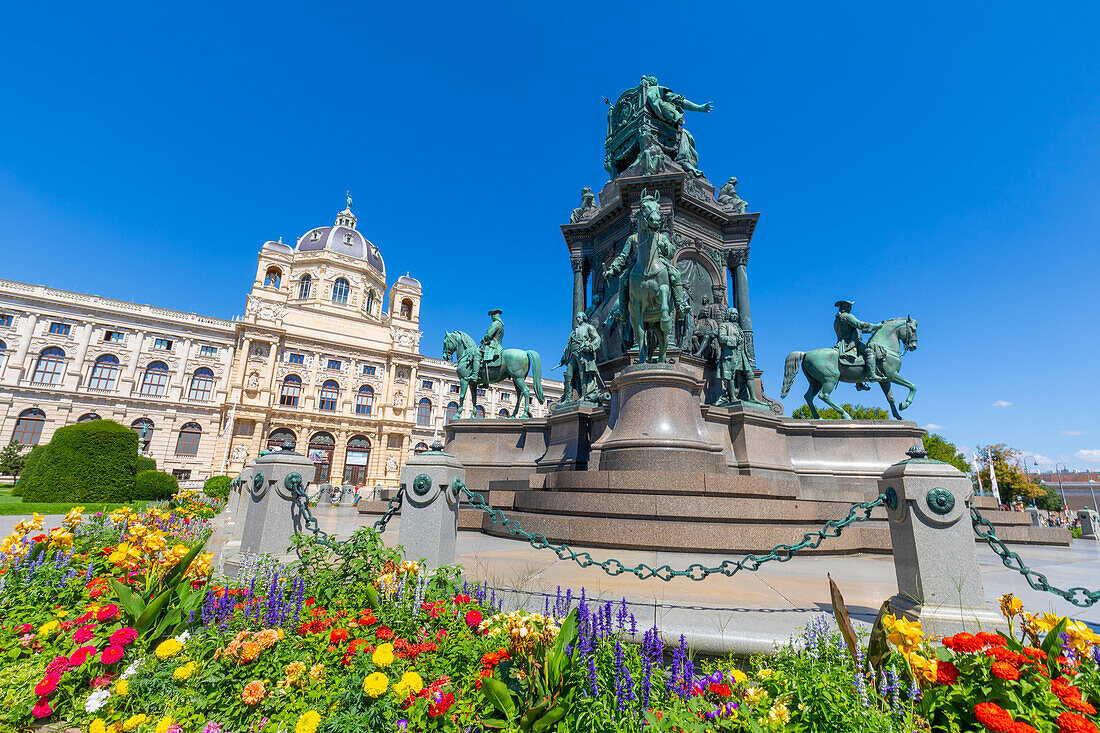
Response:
[603, 190, 677, 363]
[442, 331, 544, 418]
[780, 317, 918, 420]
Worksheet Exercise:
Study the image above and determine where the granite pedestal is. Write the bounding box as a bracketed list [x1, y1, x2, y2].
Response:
[1078, 509, 1099, 540]
[397, 444, 465, 570]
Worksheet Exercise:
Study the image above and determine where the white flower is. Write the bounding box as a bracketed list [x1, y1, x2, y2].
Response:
[85, 689, 110, 712]
[121, 658, 144, 679]
[173, 630, 192, 645]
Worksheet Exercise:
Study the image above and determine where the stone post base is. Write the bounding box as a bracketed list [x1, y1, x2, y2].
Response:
[889, 594, 1007, 637]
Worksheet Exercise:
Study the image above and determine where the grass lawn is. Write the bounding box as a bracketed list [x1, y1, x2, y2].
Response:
[0, 487, 147, 516]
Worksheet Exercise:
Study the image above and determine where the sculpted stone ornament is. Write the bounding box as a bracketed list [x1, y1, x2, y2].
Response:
[716, 177, 748, 214]
[714, 307, 759, 405]
[689, 295, 723, 363]
[556, 313, 607, 406]
[569, 187, 599, 223]
[443, 311, 545, 418]
[605, 76, 713, 179]
[781, 305, 919, 420]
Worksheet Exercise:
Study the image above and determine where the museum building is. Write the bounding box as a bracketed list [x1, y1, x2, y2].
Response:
[0, 201, 560, 486]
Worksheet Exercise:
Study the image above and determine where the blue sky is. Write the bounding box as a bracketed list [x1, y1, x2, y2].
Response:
[2, 2, 1098, 470]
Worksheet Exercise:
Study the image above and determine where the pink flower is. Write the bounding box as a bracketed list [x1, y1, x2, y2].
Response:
[100, 645, 124, 665]
[96, 604, 119, 622]
[70, 645, 97, 666]
[31, 697, 52, 719]
[90, 674, 114, 688]
[33, 675, 60, 696]
[14, 623, 32, 635]
[465, 609, 482, 628]
[73, 624, 96, 643]
[45, 655, 71, 675]
[109, 627, 137, 646]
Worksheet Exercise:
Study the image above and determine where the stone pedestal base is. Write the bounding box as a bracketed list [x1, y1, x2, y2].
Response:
[594, 364, 725, 473]
[1078, 509, 1099, 540]
[537, 403, 603, 473]
[889, 594, 1007, 637]
[445, 417, 548, 490]
[398, 446, 464, 570]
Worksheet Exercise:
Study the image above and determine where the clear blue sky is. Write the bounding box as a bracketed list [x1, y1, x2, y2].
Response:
[2, 2, 1098, 470]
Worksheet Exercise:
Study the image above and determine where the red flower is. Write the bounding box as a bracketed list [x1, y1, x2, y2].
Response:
[100, 645, 124, 665]
[975, 702, 1014, 732]
[375, 626, 394, 640]
[977, 632, 1007, 648]
[990, 661, 1020, 681]
[31, 697, 52, 719]
[986, 647, 1027, 665]
[944, 633, 984, 653]
[34, 675, 60, 696]
[1022, 647, 1047, 660]
[708, 683, 732, 697]
[72, 624, 96, 644]
[14, 624, 31, 635]
[936, 661, 959, 685]
[70, 645, 96, 667]
[109, 627, 137, 646]
[74, 612, 94, 625]
[329, 628, 349, 644]
[1052, 679, 1097, 715]
[454, 594, 471, 604]
[45, 655, 71, 675]
[1058, 711, 1100, 733]
[96, 604, 119, 622]
[428, 692, 455, 717]
[465, 610, 483, 629]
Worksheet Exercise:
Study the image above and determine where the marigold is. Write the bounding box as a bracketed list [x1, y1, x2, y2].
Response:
[122, 714, 147, 731]
[309, 663, 325, 681]
[1058, 711, 1100, 733]
[115, 679, 129, 696]
[296, 711, 321, 733]
[255, 628, 282, 648]
[936, 661, 959, 685]
[241, 679, 266, 705]
[154, 717, 176, 733]
[155, 639, 183, 659]
[362, 671, 388, 697]
[394, 671, 424, 697]
[90, 719, 107, 733]
[372, 643, 395, 667]
[991, 661, 1020, 681]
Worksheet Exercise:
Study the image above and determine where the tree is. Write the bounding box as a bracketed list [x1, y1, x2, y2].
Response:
[1035, 481, 1065, 512]
[974, 443, 1045, 506]
[922, 433, 970, 475]
[792, 403, 890, 420]
[0, 440, 27, 479]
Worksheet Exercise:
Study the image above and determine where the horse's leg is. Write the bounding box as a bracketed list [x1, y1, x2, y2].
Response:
[803, 376, 821, 419]
[457, 380, 468, 418]
[879, 380, 902, 420]
[513, 374, 531, 418]
[893, 374, 917, 411]
[817, 377, 852, 420]
[658, 285, 671, 362]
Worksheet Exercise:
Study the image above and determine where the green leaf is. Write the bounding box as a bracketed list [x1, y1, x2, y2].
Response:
[134, 585, 175, 635]
[532, 706, 566, 732]
[546, 608, 578, 686]
[110, 579, 139, 617]
[161, 538, 207, 589]
[828, 574, 861, 669]
[362, 583, 379, 610]
[865, 599, 892, 685]
[520, 699, 550, 732]
[481, 719, 512, 730]
[480, 677, 516, 719]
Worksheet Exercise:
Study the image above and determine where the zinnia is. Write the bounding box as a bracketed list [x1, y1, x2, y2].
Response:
[975, 702, 1014, 732]
[372, 643, 395, 667]
[991, 661, 1020, 681]
[100, 646, 125, 665]
[296, 710, 321, 733]
[936, 661, 959, 685]
[362, 671, 388, 697]
[465, 609, 483, 628]
[943, 632, 984, 653]
[241, 679, 266, 704]
[71, 645, 96, 667]
[1058, 711, 1100, 733]
[109, 627, 138, 646]
[31, 697, 53, 719]
[34, 674, 60, 696]
[96, 604, 119, 622]
[73, 624, 96, 643]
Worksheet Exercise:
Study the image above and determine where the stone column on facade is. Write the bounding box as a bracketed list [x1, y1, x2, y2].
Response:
[174, 338, 192, 399]
[571, 255, 586, 323]
[728, 248, 754, 365]
[122, 330, 147, 393]
[331, 429, 349, 487]
[68, 321, 95, 383]
[3, 313, 38, 385]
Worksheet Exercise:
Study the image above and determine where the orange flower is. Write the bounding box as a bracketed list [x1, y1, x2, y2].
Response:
[255, 629, 281, 648]
[241, 680, 266, 705]
[238, 642, 262, 663]
[1057, 711, 1100, 733]
[991, 661, 1020, 681]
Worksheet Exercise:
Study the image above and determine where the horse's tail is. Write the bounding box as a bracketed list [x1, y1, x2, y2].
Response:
[528, 350, 544, 403]
[780, 351, 805, 398]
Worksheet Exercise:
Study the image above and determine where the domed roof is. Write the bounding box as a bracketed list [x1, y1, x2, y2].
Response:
[262, 238, 294, 255]
[396, 273, 421, 289]
[294, 206, 385, 274]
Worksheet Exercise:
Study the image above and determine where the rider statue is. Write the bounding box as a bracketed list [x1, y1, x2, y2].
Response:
[604, 197, 690, 324]
[834, 300, 885, 387]
[716, 307, 757, 404]
[558, 312, 603, 404]
[689, 294, 724, 362]
[475, 309, 505, 386]
[639, 75, 713, 177]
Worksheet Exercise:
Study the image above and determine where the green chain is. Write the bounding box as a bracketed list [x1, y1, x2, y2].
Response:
[286, 475, 403, 556]
[455, 479, 886, 582]
[971, 506, 1100, 607]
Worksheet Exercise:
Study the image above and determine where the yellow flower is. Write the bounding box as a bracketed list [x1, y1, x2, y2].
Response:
[884, 615, 923, 653]
[998, 593, 1023, 620]
[309, 663, 325, 681]
[767, 704, 791, 725]
[296, 710, 322, 733]
[393, 671, 424, 697]
[730, 669, 748, 684]
[89, 719, 106, 733]
[38, 619, 59, 636]
[362, 671, 389, 697]
[744, 687, 767, 705]
[108, 542, 143, 568]
[115, 679, 129, 696]
[905, 652, 938, 684]
[173, 662, 196, 680]
[1034, 612, 1063, 634]
[155, 639, 183, 659]
[372, 643, 395, 668]
[54, 607, 68, 618]
[756, 668, 773, 679]
[154, 717, 175, 733]
[122, 714, 147, 731]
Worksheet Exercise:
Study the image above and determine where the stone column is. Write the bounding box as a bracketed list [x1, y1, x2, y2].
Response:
[728, 248, 754, 364]
[571, 255, 586, 323]
[69, 321, 96, 381]
[4, 313, 38, 384]
[122, 330, 146, 393]
[398, 440, 464, 570]
[1078, 509, 1099, 540]
[879, 445, 1004, 635]
[233, 448, 316, 571]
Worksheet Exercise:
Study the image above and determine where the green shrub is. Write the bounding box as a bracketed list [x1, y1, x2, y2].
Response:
[203, 475, 232, 499]
[134, 470, 178, 501]
[10, 483, 23, 497]
[136, 456, 157, 473]
[19, 421, 144, 503]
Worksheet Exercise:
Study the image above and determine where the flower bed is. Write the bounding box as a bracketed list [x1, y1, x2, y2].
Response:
[0, 498, 1097, 732]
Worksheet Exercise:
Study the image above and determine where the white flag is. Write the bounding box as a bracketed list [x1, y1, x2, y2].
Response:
[987, 449, 1002, 504]
[972, 453, 985, 495]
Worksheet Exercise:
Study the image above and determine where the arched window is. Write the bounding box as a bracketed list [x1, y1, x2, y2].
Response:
[400, 298, 413, 319]
[332, 278, 350, 305]
[414, 442, 429, 454]
[445, 401, 459, 422]
[264, 267, 282, 288]
[297, 274, 312, 299]
[140, 361, 170, 396]
[130, 418, 154, 447]
[87, 354, 120, 391]
[498, 408, 510, 418]
[308, 431, 335, 483]
[77, 413, 100, 423]
[345, 435, 371, 483]
[366, 290, 376, 313]
[0, 340, 7, 371]
[279, 375, 302, 406]
[355, 385, 375, 415]
[188, 367, 216, 401]
[12, 408, 45, 445]
[31, 346, 65, 384]
[474, 405, 486, 418]
[319, 380, 339, 411]
[175, 422, 202, 456]
[416, 397, 432, 426]
[267, 427, 296, 450]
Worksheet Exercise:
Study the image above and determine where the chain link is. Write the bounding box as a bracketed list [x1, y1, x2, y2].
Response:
[286, 476, 403, 556]
[971, 506, 1100, 607]
[455, 479, 886, 582]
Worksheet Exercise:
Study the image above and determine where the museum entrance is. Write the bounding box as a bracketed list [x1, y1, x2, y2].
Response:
[343, 435, 371, 485]
[307, 431, 334, 484]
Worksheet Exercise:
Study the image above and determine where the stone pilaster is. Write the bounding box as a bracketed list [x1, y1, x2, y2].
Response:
[571, 255, 586, 323]
[728, 248, 754, 365]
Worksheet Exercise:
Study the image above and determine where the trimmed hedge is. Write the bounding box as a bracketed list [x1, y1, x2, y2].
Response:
[134, 470, 178, 501]
[203, 475, 232, 500]
[136, 456, 157, 473]
[19, 421, 144, 503]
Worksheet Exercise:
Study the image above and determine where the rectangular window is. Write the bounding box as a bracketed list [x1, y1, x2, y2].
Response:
[450, 384, 460, 394]
[327, 359, 341, 371]
[387, 435, 403, 449]
[362, 365, 376, 376]
[288, 353, 304, 365]
[0, 314, 14, 327]
[422, 380, 433, 390]
[153, 338, 173, 350]
[49, 322, 71, 336]
[199, 345, 218, 357]
[476, 388, 486, 397]
[171, 469, 192, 480]
[103, 331, 124, 343]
